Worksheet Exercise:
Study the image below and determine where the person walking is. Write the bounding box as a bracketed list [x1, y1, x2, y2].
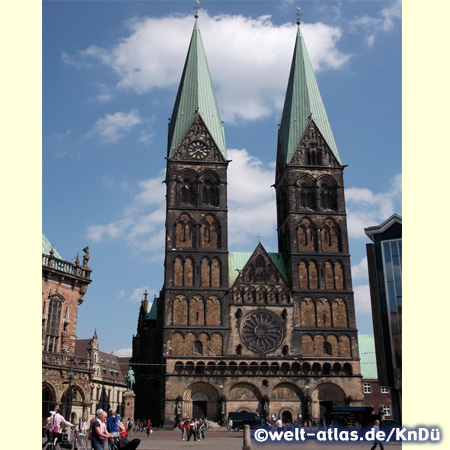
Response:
[370, 420, 385, 450]
[106, 409, 120, 450]
[187, 419, 197, 441]
[49, 408, 74, 443]
[91, 411, 113, 450]
[180, 419, 187, 440]
[276, 418, 283, 433]
[146, 419, 152, 436]
[227, 417, 233, 433]
[126, 418, 133, 438]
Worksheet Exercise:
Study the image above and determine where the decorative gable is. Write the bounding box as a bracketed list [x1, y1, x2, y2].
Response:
[290, 120, 341, 168]
[170, 114, 227, 163]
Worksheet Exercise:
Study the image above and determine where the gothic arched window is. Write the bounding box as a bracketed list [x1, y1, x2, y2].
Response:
[180, 177, 196, 205]
[200, 173, 220, 207]
[200, 215, 219, 248]
[44, 296, 64, 352]
[319, 177, 338, 211]
[297, 218, 317, 251]
[175, 214, 195, 248]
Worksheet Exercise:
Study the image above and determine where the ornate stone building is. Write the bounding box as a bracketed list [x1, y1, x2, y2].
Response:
[42, 234, 93, 423]
[132, 16, 363, 427]
[42, 236, 130, 425]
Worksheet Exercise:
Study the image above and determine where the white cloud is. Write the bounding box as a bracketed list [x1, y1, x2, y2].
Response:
[227, 149, 276, 247]
[86, 218, 134, 242]
[87, 110, 144, 143]
[113, 348, 132, 357]
[351, 257, 368, 281]
[124, 286, 158, 303]
[348, 0, 401, 45]
[345, 173, 402, 239]
[353, 284, 372, 314]
[65, 12, 350, 123]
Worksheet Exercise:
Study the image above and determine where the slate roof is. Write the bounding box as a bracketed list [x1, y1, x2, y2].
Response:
[358, 334, 378, 380]
[279, 25, 341, 164]
[364, 213, 402, 242]
[74, 339, 130, 383]
[167, 19, 226, 159]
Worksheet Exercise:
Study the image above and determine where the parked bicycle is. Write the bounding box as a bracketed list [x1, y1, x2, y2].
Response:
[43, 426, 88, 450]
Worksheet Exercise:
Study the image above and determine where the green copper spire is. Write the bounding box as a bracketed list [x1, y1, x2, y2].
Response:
[279, 25, 341, 165]
[168, 19, 226, 159]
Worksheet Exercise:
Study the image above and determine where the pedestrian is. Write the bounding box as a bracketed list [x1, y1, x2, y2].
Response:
[43, 411, 56, 446]
[227, 417, 233, 433]
[106, 409, 120, 450]
[187, 419, 197, 441]
[276, 417, 283, 432]
[180, 419, 187, 440]
[91, 411, 113, 450]
[49, 408, 74, 443]
[126, 418, 133, 438]
[200, 418, 206, 440]
[146, 419, 152, 436]
[370, 420, 384, 450]
[197, 419, 203, 441]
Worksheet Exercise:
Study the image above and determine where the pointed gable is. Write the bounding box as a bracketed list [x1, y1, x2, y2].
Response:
[279, 25, 341, 165]
[228, 243, 289, 288]
[168, 19, 226, 160]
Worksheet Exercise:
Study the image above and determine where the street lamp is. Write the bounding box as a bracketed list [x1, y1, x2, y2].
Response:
[67, 366, 75, 420]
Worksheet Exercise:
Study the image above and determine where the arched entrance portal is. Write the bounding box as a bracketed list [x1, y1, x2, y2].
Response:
[311, 383, 346, 424]
[183, 383, 219, 420]
[192, 391, 208, 419]
[42, 384, 56, 420]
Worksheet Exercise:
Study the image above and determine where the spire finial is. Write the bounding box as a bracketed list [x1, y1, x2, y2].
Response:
[194, 0, 201, 19]
[257, 233, 262, 243]
[296, 5, 303, 26]
[143, 289, 148, 302]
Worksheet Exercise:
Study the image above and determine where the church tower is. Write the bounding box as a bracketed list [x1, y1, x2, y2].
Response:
[161, 18, 230, 424]
[133, 14, 363, 428]
[274, 20, 362, 419]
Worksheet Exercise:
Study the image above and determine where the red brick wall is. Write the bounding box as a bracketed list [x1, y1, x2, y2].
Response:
[42, 278, 82, 355]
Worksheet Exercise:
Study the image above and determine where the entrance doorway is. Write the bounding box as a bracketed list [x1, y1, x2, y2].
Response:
[42, 387, 54, 420]
[193, 401, 207, 419]
[281, 411, 293, 424]
[320, 401, 333, 424]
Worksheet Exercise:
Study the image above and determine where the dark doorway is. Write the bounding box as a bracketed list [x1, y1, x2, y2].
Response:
[282, 411, 293, 424]
[42, 387, 53, 420]
[320, 401, 333, 424]
[193, 401, 207, 419]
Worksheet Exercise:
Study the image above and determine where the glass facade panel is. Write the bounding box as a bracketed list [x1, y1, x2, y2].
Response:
[381, 239, 402, 369]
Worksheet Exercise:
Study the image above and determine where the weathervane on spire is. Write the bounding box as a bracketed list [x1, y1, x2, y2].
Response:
[296, 5, 303, 25]
[194, 0, 201, 19]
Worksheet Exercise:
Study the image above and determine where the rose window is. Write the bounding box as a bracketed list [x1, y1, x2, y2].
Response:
[240, 311, 283, 353]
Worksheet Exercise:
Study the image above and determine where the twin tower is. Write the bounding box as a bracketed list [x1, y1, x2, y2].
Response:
[132, 17, 363, 427]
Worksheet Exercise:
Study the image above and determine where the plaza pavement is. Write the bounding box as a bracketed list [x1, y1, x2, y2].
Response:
[98, 428, 401, 450]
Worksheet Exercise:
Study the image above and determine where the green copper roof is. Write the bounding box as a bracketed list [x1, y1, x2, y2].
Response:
[168, 20, 226, 159]
[228, 251, 289, 287]
[42, 234, 62, 259]
[146, 300, 157, 320]
[279, 26, 341, 164]
[358, 334, 378, 380]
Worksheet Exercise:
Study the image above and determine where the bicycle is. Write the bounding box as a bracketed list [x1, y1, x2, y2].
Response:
[43, 426, 88, 450]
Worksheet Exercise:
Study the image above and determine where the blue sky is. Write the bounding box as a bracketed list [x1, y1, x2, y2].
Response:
[42, 0, 402, 356]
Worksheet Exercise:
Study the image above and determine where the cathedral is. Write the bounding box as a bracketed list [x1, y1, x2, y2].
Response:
[132, 14, 364, 427]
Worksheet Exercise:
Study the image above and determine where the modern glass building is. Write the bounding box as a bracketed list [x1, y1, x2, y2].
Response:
[365, 214, 402, 423]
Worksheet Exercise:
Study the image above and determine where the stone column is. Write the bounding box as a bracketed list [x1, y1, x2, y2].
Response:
[123, 390, 136, 422]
